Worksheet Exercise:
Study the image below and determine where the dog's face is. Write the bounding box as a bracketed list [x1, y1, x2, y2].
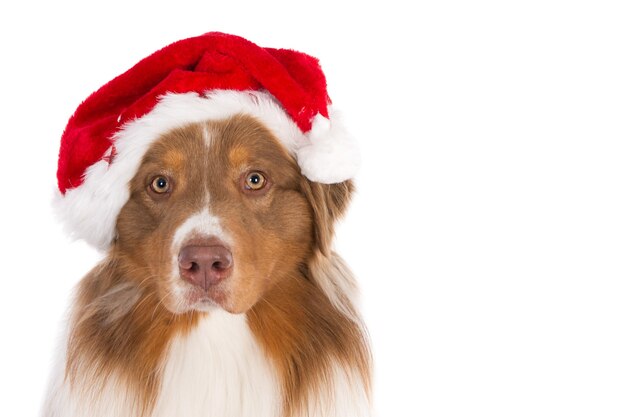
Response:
[115, 115, 322, 314]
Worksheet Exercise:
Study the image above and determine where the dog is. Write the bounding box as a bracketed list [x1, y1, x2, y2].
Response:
[44, 33, 372, 417]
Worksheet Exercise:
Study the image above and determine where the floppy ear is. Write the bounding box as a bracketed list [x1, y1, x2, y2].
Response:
[301, 179, 354, 255]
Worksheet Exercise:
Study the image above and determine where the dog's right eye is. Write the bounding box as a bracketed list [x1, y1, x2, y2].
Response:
[150, 176, 171, 194]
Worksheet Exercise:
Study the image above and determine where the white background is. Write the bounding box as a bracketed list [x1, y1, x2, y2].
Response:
[1, 1, 625, 416]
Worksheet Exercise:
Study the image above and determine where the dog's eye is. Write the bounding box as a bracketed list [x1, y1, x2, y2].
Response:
[150, 176, 171, 194]
[244, 171, 267, 191]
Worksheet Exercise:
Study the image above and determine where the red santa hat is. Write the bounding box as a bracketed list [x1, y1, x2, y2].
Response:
[55, 32, 359, 250]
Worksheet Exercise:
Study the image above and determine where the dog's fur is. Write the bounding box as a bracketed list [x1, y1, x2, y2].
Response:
[44, 115, 372, 417]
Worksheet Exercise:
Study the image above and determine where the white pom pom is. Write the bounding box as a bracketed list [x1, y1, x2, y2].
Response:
[297, 110, 360, 184]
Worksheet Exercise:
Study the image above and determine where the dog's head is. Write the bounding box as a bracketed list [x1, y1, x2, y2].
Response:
[115, 114, 352, 314]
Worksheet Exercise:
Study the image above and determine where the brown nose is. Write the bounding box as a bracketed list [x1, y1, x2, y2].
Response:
[178, 245, 233, 290]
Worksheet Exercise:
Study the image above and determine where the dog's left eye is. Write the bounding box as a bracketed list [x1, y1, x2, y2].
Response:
[244, 171, 267, 191]
[150, 176, 171, 194]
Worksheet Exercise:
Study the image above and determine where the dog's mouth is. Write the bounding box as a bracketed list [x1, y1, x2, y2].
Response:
[178, 283, 230, 312]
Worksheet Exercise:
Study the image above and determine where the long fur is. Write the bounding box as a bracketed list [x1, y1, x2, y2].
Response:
[44, 253, 371, 417]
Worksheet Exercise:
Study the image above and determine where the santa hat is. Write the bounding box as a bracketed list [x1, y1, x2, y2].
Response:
[55, 32, 359, 250]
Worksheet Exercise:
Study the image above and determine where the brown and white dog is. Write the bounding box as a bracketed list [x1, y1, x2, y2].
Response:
[44, 113, 372, 416]
[45, 33, 371, 417]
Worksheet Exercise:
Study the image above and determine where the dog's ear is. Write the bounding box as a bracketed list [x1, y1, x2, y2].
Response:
[301, 179, 354, 255]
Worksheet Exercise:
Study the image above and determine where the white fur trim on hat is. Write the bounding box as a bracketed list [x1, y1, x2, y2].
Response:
[54, 90, 359, 250]
[299, 111, 361, 184]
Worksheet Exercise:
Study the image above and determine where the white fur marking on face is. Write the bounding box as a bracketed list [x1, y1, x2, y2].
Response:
[202, 123, 212, 148]
[171, 208, 230, 251]
[167, 208, 232, 312]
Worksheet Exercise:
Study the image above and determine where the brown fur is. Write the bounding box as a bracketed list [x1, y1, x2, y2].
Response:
[65, 114, 371, 416]
[248, 263, 371, 416]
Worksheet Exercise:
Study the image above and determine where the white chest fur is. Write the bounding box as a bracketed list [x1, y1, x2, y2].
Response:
[44, 309, 370, 417]
[155, 311, 372, 417]
[43, 310, 279, 417]
[151, 310, 280, 417]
